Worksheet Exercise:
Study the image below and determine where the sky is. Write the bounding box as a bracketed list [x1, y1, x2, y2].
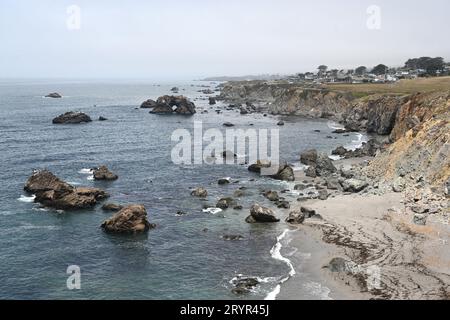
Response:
[0, 0, 449, 79]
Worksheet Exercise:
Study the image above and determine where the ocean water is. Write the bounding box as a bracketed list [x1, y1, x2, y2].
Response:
[0, 79, 363, 299]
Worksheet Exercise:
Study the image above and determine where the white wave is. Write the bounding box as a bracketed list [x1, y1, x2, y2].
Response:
[202, 207, 222, 215]
[67, 181, 81, 185]
[328, 155, 342, 161]
[87, 175, 94, 181]
[264, 229, 296, 300]
[327, 120, 345, 130]
[17, 195, 36, 203]
[345, 133, 367, 151]
[291, 161, 308, 171]
[78, 168, 93, 174]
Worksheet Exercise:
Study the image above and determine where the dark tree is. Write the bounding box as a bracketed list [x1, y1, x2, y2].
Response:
[404, 57, 445, 75]
[355, 66, 367, 75]
[372, 64, 388, 75]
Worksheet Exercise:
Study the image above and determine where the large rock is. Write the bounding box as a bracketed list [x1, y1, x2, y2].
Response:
[248, 160, 271, 173]
[24, 170, 108, 210]
[285, 209, 306, 224]
[140, 99, 157, 108]
[300, 149, 318, 166]
[149, 95, 196, 115]
[93, 166, 118, 181]
[216, 197, 236, 209]
[270, 164, 295, 181]
[341, 178, 368, 193]
[191, 187, 208, 198]
[52, 112, 92, 124]
[101, 204, 154, 234]
[315, 153, 337, 176]
[264, 190, 279, 202]
[246, 204, 279, 223]
[45, 92, 62, 98]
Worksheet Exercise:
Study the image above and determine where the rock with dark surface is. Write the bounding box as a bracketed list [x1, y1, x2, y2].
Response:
[218, 178, 231, 185]
[24, 170, 108, 210]
[222, 234, 244, 241]
[264, 190, 279, 202]
[101, 204, 154, 234]
[318, 189, 329, 200]
[170, 87, 179, 92]
[270, 164, 295, 181]
[216, 197, 236, 209]
[300, 149, 318, 166]
[285, 209, 306, 224]
[208, 97, 216, 105]
[276, 200, 290, 209]
[52, 112, 92, 124]
[304, 166, 317, 178]
[332, 129, 347, 134]
[231, 276, 259, 295]
[315, 153, 337, 176]
[248, 160, 271, 174]
[93, 166, 118, 181]
[102, 203, 123, 212]
[140, 99, 157, 108]
[98, 116, 108, 121]
[332, 146, 348, 157]
[300, 206, 316, 218]
[223, 122, 235, 127]
[222, 150, 237, 160]
[326, 177, 342, 191]
[277, 121, 285, 126]
[341, 178, 368, 193]
[45, 92, 62, 98]
[246, 204, 279, 223]
[149, 95, 196, 115]
[191, 187, 208, 198]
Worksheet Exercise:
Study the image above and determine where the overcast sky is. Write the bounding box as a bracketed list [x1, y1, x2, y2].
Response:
[1, 0, 449, 79]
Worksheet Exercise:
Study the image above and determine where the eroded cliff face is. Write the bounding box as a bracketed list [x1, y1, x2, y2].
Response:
[219, 81, 450, 190]
[364, 92, 450, 188]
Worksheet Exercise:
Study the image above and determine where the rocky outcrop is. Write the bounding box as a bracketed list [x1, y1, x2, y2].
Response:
[300, 150, 336, 176]
[270, 164, 295, 181]
[248, 160, 271, 173]
[216, 197, 237, 209]
[140, 99, 157, 108]
[191, 187, 208, 197]
[101, 204, 154, 234]
[332, 139, 382, 158]
[285, 209, 306, 224]
[93, 166, 118, 181]
[245, 204, 279, 223]
[52, 112, 92, 124]
[24, 170, 108, 210]
[45, 92, 62, 98]
[149, 95, 196, 115]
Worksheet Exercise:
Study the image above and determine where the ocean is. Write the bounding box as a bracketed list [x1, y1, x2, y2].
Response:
[0, 79, 366, 299]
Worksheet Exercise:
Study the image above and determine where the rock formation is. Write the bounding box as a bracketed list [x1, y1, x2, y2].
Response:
[52, 112, 92, 124]
[101, 204, 154, 234]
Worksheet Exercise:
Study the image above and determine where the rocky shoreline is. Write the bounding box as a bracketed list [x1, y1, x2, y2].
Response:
[218, 80, 449, 299]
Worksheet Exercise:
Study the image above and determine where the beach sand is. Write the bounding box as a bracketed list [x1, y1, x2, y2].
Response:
[278, 191, 450, 299]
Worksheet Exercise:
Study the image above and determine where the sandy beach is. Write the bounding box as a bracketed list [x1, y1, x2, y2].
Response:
[279, 191, 450, 299]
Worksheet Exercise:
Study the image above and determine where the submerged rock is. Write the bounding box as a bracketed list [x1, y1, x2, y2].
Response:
[222, 234, 244, 241]
[216, 197, 236, 209]
[218, 178, 231, 185]
[246, 204, 279, 223]
[191, 187, 208, 198]
[102, 203, 123, 212]
[208, 97, 216, 105]
[101, 204, 154, 234]
[223, 122, 235, 127]
[45, 92, 62, 98]
[98, 116, 108, 121]
[24, 170, 108, 210]
[93, 166, 118, 181]
[52, 112, 92, 124]
[248, 160, 271, 174]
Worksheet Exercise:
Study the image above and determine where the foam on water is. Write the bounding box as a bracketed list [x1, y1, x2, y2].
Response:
[78, 168, 93, 174]
[264, 229, 296, 300]
[345, 133, 366, 151]
[17, 195, 35, 203]
[202, 207, 222, 215]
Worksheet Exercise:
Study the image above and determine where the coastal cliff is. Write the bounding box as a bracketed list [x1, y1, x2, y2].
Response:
[219, 80, 450, 190]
